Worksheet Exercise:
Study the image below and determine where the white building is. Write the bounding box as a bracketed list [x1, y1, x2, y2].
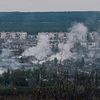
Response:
[0, 32, 27, 40]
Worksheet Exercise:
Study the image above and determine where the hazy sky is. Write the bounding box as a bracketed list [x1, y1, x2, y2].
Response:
[0, 0, 100, 12]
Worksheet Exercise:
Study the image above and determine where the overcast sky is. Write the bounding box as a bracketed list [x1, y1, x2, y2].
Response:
[0, 0, 100, 12]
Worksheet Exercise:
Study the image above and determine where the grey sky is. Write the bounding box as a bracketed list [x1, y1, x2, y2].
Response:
[0, 0, 100, 12]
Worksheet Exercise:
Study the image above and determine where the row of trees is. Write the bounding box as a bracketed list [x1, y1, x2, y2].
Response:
[0, 67, 99, 99]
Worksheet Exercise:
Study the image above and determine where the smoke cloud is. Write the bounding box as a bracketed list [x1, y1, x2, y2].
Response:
[22, 33, 52, 61]
[22, 23, 88, 64]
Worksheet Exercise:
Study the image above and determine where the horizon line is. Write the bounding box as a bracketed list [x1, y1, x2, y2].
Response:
[0, 10, 100, 13]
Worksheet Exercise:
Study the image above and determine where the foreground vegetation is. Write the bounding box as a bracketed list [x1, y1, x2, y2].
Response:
[0, 62, 100, 100]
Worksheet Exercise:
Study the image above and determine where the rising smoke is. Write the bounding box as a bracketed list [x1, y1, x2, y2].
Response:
[22, 33, 52, 62]
[22, 23, 89, 63]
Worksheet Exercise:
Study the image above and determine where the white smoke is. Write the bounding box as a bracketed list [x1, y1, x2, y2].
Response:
[22, 33, 52, 61]
[70, 23, 88, 34]
[68, 23, 88, 42]
[1, 49, 12, 58]
[0, 49, 21, 70]
[49, 43, 73, 61]
[0, 67, 7, 74]
[22, 23, 89, 64]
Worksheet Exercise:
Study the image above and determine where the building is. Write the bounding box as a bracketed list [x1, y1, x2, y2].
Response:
[0, 32, 27, 40]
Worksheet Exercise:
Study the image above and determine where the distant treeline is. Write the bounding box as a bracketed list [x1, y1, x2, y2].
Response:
[0, 12, 100, 34]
